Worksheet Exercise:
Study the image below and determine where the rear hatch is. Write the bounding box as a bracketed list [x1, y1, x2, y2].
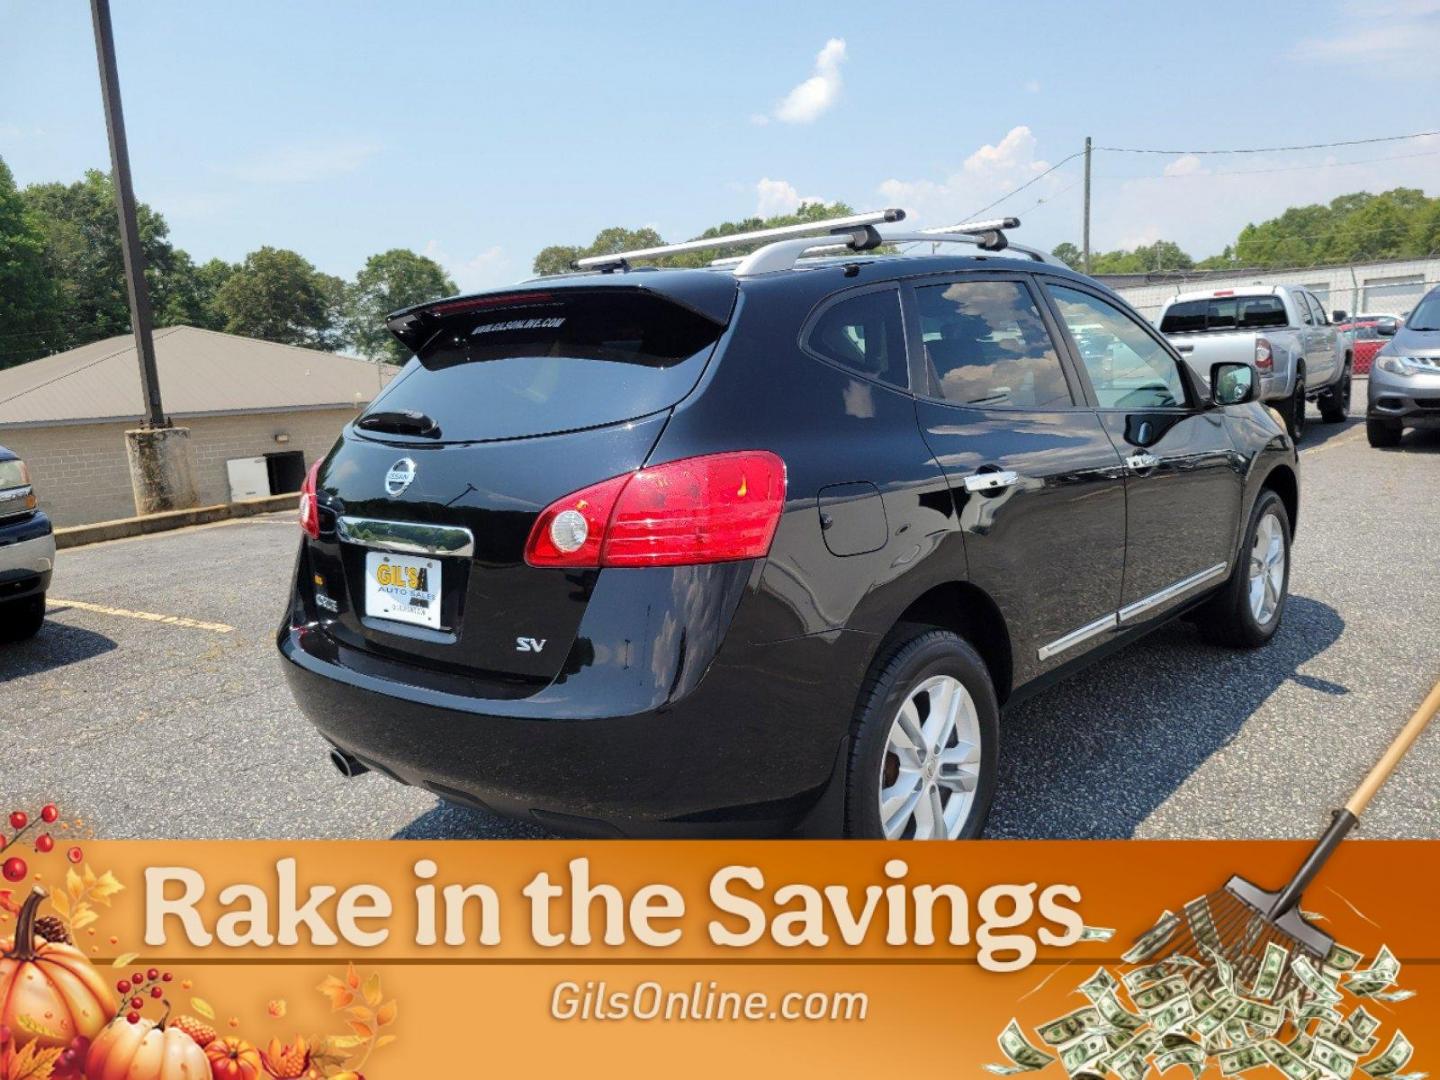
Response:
[309, 279, 735, 689]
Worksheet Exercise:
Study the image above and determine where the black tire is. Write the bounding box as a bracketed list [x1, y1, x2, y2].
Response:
[1319, 360, 1352, 423]
[1286, 373, 1306, 442]
[1367, 417, 1402, 448]
[0, 593, 45, 642]
[845, 628, 999, 840]
[1196, 491, 1291, 649]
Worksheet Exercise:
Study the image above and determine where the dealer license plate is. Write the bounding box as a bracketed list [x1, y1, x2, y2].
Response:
[364, 551, 442, 630]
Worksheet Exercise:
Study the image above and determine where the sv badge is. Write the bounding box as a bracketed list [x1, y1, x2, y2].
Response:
[516, 637, 547, 653]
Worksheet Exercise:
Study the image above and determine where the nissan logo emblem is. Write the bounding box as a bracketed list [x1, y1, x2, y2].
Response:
[385, 458, 417, 497]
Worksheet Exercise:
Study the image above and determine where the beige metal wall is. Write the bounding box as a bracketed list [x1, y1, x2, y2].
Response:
[2, 407, 359, 527]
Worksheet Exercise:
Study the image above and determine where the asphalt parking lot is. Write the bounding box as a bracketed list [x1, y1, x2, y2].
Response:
[4, 392, 1438, 841]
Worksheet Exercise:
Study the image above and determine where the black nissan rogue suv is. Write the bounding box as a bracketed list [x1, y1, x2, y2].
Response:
[278, 212, 1298, 840]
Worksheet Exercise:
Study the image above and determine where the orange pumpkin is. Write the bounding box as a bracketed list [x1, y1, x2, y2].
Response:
[0, 887, 115, 1050]
[85, 1015, 210, 1080]
[206, 1036, 264, 1080]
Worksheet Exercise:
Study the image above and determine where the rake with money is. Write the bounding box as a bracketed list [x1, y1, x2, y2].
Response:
[1129, 677, 1440, 1004]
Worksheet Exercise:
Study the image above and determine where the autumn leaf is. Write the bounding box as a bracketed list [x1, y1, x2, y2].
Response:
[317, 975, 354, 1011]
[191, 997, 216, 1020]
[4, 1041, 63, 1080]
[65, 868, 83, 902]
[111, 952, 138, 968]
[14, 1014, 64, 1040]
[361, 972, 382, 1007]
[322, 1035, 365, 1052]
[375, 1000, 397, 1027]
[70, 908, 98, 932]
[90, 870, 124, 905]
[344, 1006, 373, 1026]
[344, 963, 360, 990]
[346, 1020, 373, 1040]
[374, 1034, 398, 1050]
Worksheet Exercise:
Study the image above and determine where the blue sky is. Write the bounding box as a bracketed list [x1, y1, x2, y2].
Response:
[3, 0, 1438, 292]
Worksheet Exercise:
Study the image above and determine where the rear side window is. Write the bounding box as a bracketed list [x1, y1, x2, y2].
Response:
[915, 280, 1072, 409]
[803, 288, 908, 389]
[362, 290, 725, 442]
[1160, 296, 1288, 332]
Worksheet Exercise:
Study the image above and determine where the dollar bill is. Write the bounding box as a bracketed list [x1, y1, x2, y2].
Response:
[988, 1019, 1057, 1075]
[1123, 963, 1171, 992]
[1293, 955, 1345, 1005]
[1219, 1044, 1270, 1076]
[1325, 943, 1365, 973]
[1251, 941, 1290, 1001]
[1123, 911, 1180, 965]
[1079, 925, 1116, 942]
[1095, 990, 1146, 1034]
[1361, 1032, 1413, 1078]
[1037, 1006, 1104, 1047]
[1193, 997, 1242, 1039]
[1203, 944, 1237, 993]
[1313, 1037, 1360, 1080]
[1345, 946, 1400, 994]
[1319, 1021, 1379, 1057]
[1133, 974, 1189, 1014]
[1078, 967, 1119, 1002]
[1233, 999, 1284, 1034]
[1263, 1038, 1320, 1080]
[1156, 1044, 1206, 1078]
[1365, 989, 1415, 1004]
[1060, 1033, 1111, 1076]
[1150, 994, 1196, 1034]
[1349, 1007, 1382, 1039]
[1289, 1032, 1315, 1059]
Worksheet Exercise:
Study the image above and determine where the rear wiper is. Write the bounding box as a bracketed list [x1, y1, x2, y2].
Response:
[356, 409, 441, 438]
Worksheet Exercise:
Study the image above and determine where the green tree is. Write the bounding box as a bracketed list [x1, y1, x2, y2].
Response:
[19, 169, 192, 351]
[0, 156, 58, 368]
[533, 226, 664, 276]
[212, 246, 339, 347]
[1089, 240, 1194, 274]
[156, 253, 235, 331]
[1050, 242, 1082, 270]
[345, 249, 457, 362]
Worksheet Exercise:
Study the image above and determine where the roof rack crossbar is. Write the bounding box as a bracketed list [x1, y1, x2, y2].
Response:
[574, 209, 906, 271]
[729, 219, 1063, 276]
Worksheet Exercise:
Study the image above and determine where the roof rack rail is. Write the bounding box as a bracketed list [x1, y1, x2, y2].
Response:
[727, 216, 1064, 276]
[574, 209, 906, 272]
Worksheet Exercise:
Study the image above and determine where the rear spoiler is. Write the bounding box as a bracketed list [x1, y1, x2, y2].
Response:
[385, 277, 738, 354]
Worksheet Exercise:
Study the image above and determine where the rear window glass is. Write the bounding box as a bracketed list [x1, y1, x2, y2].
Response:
[803, 288, 908, 388]
[361, 290, 725, 442]
[1160, 296, 1289, 333]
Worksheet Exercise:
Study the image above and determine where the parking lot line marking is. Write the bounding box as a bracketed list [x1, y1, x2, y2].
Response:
[49, 598, 235, 634]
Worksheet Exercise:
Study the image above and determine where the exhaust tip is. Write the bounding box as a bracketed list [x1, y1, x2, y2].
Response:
[329, 747, 369, 779]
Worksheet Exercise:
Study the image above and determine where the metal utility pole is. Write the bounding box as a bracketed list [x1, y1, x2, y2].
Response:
[1082, 136, 1092, 275]
[91, 0, 166, 429]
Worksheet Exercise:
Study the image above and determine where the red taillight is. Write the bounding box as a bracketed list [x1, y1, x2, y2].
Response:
[1254, 337, 1273, 371]
[298, 460, 321, 539]
[524, 451, 787, 568]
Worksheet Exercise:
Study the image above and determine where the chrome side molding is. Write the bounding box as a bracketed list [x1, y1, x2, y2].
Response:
[336, 515, 475, 558]
[1038, 562, 1229, 660]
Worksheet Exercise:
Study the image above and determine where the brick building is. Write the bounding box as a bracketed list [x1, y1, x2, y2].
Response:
[0, 326, 395, 526]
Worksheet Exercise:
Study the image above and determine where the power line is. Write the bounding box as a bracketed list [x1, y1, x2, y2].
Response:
[1096, 129, 1440, 156]
[959, 151, 1084, 222]
[1101, 147, 1440, 181]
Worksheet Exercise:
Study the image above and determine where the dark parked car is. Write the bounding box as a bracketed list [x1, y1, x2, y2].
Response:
[0, 446, 54, 642]
[279, 212, 1299, 839]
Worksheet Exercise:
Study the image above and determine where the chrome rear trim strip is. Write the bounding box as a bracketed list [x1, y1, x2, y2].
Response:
[1118, 562, 1228, 624]
[335, 515, 475, 558]
[1037, 612, 1118, 661]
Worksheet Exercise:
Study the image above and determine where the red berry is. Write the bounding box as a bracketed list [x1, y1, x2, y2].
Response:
[161, 972, 173, 982]
[1, 857, 26, 883]
[35, 834, 54, 853]
[126, 1012, 140, 1024]
[130, 996, 143, 1010]
[8, 811, 26, 831]
[150, 986, 163, 999]
[116, 979, 131, 994]
[147, 967, 159, 981]
[40, 804, 58, 824]
[66, 846, 83, 864]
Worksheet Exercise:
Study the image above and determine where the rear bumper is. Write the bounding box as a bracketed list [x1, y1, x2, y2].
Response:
[278, 594, 871, 838]
[0, 513, 54, 604]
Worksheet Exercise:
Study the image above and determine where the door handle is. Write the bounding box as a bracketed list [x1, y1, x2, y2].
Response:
[1125, 452, 1161, 472]
[962, 469, 1020, 494]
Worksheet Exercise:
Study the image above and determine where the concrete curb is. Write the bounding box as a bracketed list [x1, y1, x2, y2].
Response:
[55, 493, 299, 549]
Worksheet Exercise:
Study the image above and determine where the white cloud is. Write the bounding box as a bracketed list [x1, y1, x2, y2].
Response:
[1295, 0, 1440, 62]
[878, 126, 1056, 228]
[769, 38, 847, 124]
[222, 138, 382, 184]
[1162, 154, 1206, 178]
[754, 177, 825, 217]
[423, 240, 511, 294]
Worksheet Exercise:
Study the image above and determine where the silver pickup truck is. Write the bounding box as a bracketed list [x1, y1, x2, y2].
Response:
[1157, 285, 1353, 441]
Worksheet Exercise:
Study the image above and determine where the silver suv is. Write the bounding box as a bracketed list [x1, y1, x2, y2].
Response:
[1368, 286, 1440, 447]
[0, 446, 53, 641]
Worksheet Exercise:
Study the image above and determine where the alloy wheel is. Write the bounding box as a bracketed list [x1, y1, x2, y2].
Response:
[878, 674, 982, 839]
[1248, 511, 1286, 625]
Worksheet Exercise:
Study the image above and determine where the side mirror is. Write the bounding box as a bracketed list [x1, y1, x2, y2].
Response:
[1331, 310, 1348, 323]
[1211, 361, 1257, 406]
[1376, 322, 1397, 337]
